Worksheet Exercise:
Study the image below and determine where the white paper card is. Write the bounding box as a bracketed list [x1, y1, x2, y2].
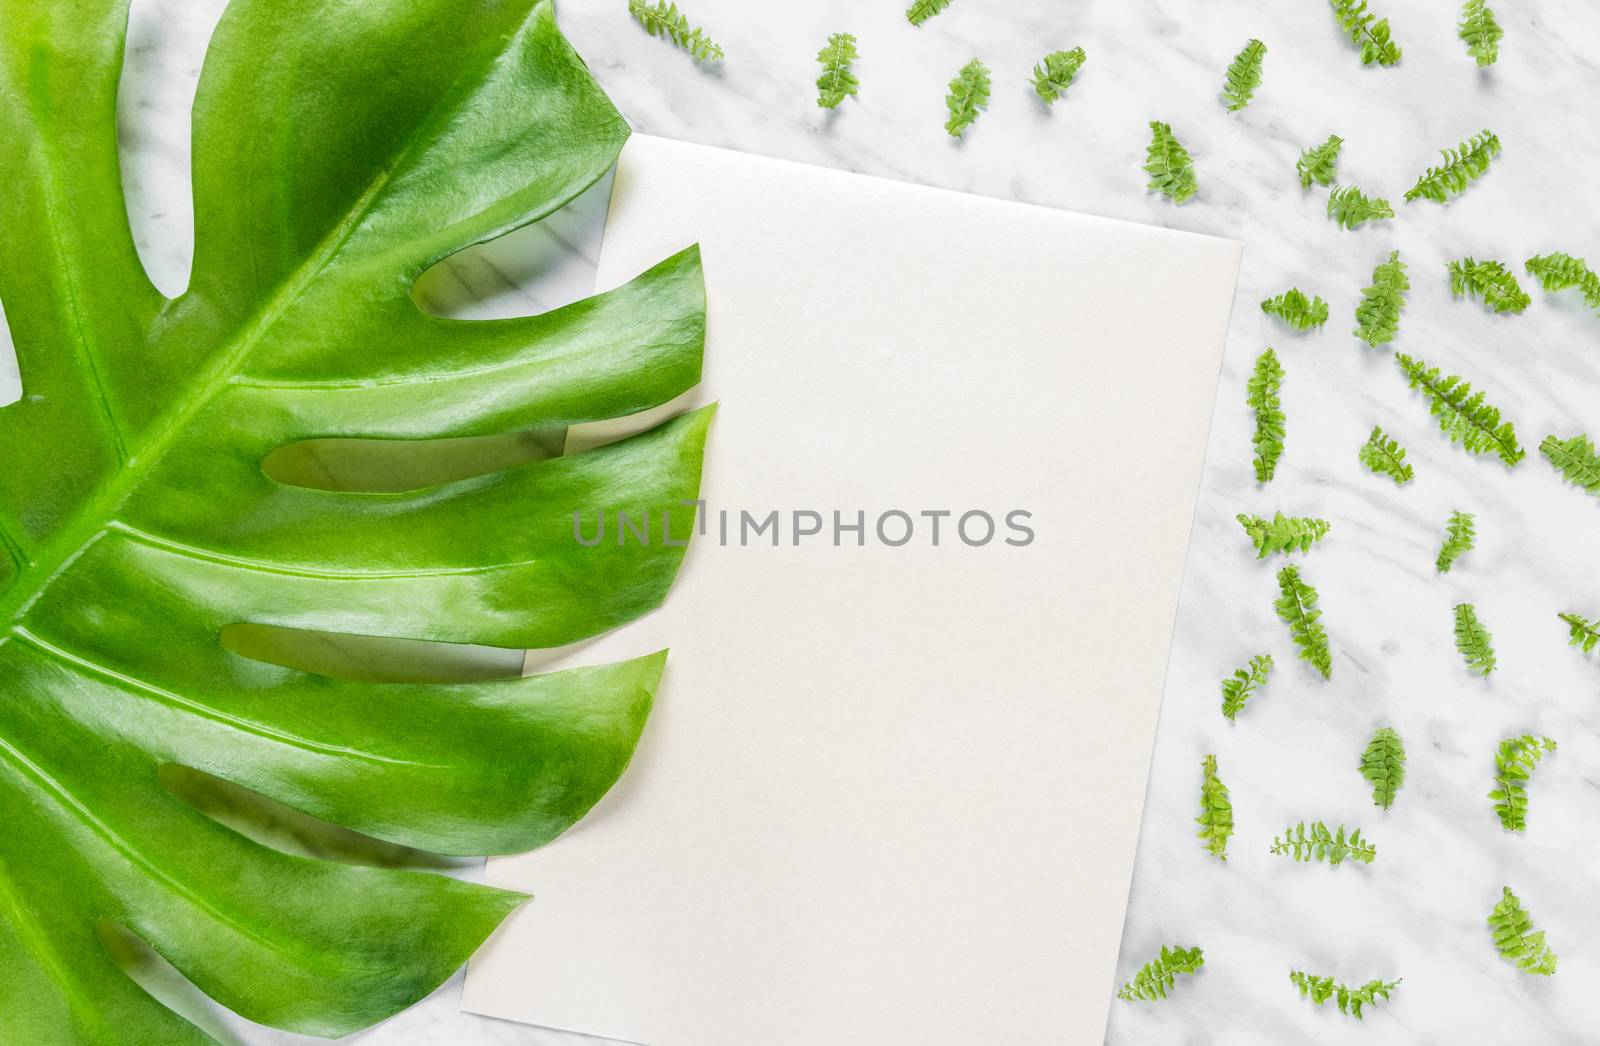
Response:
[462, 135, 1241, 1046]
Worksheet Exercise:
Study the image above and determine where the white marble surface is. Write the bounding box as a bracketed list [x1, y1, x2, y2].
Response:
[44, 0, 1600, 1042]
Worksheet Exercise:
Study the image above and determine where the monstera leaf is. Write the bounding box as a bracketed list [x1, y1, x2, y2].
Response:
[0, 0, 707, 1040]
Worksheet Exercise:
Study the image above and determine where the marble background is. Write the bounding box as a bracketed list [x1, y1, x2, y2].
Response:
[13, 0, 1600, 1042]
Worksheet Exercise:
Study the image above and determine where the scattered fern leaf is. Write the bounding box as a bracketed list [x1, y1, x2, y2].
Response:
[1276, 565, 1332, 679]
[1459, 0, 1503, 66]
[1455, 603, 1498, 677]
[1395, 353, 1525, 466]
[1032, 47, 1087, 104]
[1359, 425, 1414, 486]
[1248, 349, 1286, 483]
[627, 0, 724, 61]
[1436, 510, 1476, 573]
[1221, 654, 1274, 721]
[1355, 250, 1409, 346]
[1448, 257, 1530, 314]
[1237, 512, 1331, 558]
[1290, 971, 1401, 1018]
[1145, 121, 1198, 203]
[1404, 129, 1501, 203]
[1559, 611, 1600, 654]
[1270, 821, 1375, 865]
[906, 0, 954, 26]
[1328, 0, 1403, 66]
[1525, 252, 1600, 308]
[1296, 134, 1344, 189]
[1361, 727, 1406, 810]
[1116, 945, 1205, 1001]
[1541, 434, 1600, 498]
[815, 33, 860, 109]
[1489, 887, 1558, 975]
[1221, 38, 1267, 111]
[1196, 755, 1233, 859]
[944, 59, 991, 138]
[1261, 288, 1329, 331]
[1490, 735, 1555, 830]
[1328, 185, 1394, 229]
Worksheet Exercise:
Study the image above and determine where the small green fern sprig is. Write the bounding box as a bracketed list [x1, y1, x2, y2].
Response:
[1261, 289, 1329, 331]
[1525, 252, 1600, 308]
[1032, 48, 1086, 104]
[1490, 887, 1557, 975]
[1329, 0, 1402, 66]
[1237, 512, 1330, 557]
[1328, 185, 1394, 230]
[1361, 726, 1406, 810]
[1248, 349, 1286, 483]
[1270, 821, 1375, 865]
[1276, 565, 1332, 679]
[1355, 251, 1408, 346]
[906, 0, 954, 26]
[1541, 434, 1600, 498]
[1297, 135, 1343, 189]
[1449, 258, 1529, 314]
[1405, 130, 1501, 203]
[1359, 425, 1414, 486]
[815, 33, 859, 110]
[1459, 0, 1503, 66]
[1395, 353, 1524, 466]
[1196, 755, 1233, 860]
[1145, 121, 1198, 203]
[1436, 510, 1476, 572]
[1221, 654, 1273, 720]
[1560, 611, 1600, 654]
[1116, 945, 1205, 1001]
[1221, 38, 1267, 111]
[944, 59, 991, 138]
[627, 0, 724, 61]
[1490, 735, 1555, 831]
[1454, 603, 1497, 677]
[1290, 971, 1401, 1018]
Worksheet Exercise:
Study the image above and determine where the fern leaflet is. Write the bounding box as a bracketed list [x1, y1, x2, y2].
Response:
[906, 0, 954, 26]
[1405, 130, 1501, 203]
[1541, 434, 1600, 498]
[1328, 185, 1394, 229]
[1032, 48, 1086, 104]
[1290, 971, 1401, 1018]
[1221, 654, 1273, 721]
[1361, 727, 1406, 810]
[1490, 735, 1555, 831]
[1436, 509, 1476, 573]
[1355, 250, 1409, 346]
[627, 0, 724, 61]
[815, 33, 860, 109]
[1560, 611, 1600, 654]
[1328, 0, 1402, 66]
[1448, 257, 1529, 314]
[1237, 512, 1331, 558]
[1261, 288, 1329, 331]
[1145, 121, 1198, 203]
[1221, 38, 1267, 111]
[1489, 887, 1558, 975]
[1459, 0, 1503, 66]
[1297, 135, 1343, 189]
[944, 59, 991, 138]
[1116, 945, 1205, 1001]
[1395, 353, 1524, 465]
[1454, 603, 1497, 676]
[1276, 565, 1332, 679]
[1525, 252, 1600, 308]
[1270, 821, 1375, 865]
[1359, 425, 1414, 486]
[1196, 755, 1233, 860]
[1249, 349, 1286, 483]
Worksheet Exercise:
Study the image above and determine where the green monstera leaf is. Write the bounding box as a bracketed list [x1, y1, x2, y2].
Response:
[0, 0, 708, 1040]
